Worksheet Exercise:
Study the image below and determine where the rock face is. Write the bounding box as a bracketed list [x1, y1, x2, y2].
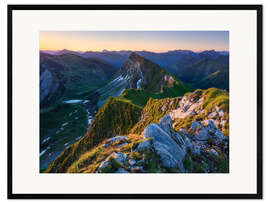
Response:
[170, 90, 204, 120]
[143, 116, 186, 172]
[96, 52, 184, 106]
[142, 112, 228, 173]
[40, 69, 53, 102]
[136, 140, 151, 152]
[170, 88, 229, 137]
[142, 114, 215, 173]
[40, 68, 65, 108]
[118, 52, 178, 92]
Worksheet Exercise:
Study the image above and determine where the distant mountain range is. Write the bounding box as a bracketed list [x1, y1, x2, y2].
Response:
[40, 49, 229, 91]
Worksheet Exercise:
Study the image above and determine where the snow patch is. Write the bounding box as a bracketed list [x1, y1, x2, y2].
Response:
[63, 100, 82, 104]
[76, 136, 82, 141]
[137, 79, 142, 88]
[42, 137, 51, 144]
[40, 146, 50, 157]
[62, 122, 69, 127]
[88, 118, 93, 125]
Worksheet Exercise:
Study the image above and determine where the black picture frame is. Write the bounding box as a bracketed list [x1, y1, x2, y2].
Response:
[7, 4, 263, 199]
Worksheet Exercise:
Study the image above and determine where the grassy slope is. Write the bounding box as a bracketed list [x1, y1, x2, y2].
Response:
[66, 133, 144, 173]
[119, 83, 191, 108]
[131, 88, 229, 135]
[46, 97, 142, 173]
[130, 97, 182, 134]
[66, 133, 177, 173]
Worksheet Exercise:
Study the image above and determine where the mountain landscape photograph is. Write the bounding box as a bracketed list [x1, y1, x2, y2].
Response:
[40, 31, 229, 173]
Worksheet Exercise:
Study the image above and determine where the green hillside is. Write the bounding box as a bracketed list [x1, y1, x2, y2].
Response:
[119, 82, 192, 108]
[46, 97, 142, 173]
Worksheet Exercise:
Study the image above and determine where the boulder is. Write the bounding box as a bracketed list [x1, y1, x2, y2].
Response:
[111, 152, 127, 165]
[97, 160, 110, 172]
[97, 152, 128, 172]
[191, 121, 201, 132]
[194, 127, 210, 142]
[136, 140, 151, 152]
[158, 115, 173, 134]
[214, 130, 228, 144]
[183, 137, 201, 155]
[107, 136, 127, 144]
[128, 159, 136, 166]
[143, 118, 186, 172]
[193, 120, 227, 144]
[210, 149, 219, 156]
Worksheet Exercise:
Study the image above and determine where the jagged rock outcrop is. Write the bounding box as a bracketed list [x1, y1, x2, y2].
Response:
[171, 88, 229, 137]
[142, 112, 228, 173]
[170, 90, 204, 119]
[143, 115, 186, 172]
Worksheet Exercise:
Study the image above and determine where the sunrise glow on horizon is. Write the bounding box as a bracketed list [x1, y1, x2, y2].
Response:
[40, 31, 229, 52]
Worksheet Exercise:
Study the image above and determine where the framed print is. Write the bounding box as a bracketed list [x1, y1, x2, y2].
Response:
[8, 4, 263, 199]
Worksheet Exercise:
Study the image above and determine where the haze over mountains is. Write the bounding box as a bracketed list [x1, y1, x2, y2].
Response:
[41, 49, 229, 90]
[40, 49, 229, 173]
[41, 49, 228, 69]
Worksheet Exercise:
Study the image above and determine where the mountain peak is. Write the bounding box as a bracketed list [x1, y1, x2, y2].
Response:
[128, 52, 144, 61]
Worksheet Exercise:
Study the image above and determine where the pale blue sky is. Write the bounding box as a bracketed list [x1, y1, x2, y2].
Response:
[40, 31, 229, 52]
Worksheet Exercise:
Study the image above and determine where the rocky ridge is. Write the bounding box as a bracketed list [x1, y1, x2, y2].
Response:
[52, 88, 229, 173]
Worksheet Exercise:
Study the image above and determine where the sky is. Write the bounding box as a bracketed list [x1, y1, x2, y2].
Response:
[40, 31, 229, 52]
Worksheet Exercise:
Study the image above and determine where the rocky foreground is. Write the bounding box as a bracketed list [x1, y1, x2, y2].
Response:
[46, 88, 229, 173]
